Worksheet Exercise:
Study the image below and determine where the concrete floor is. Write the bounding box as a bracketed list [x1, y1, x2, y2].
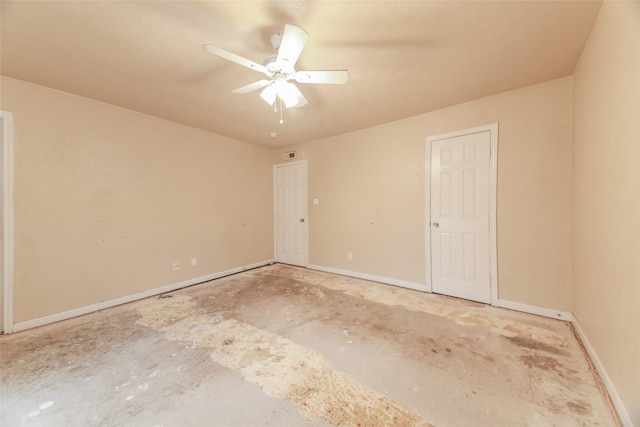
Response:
[1, 264, 619, 426]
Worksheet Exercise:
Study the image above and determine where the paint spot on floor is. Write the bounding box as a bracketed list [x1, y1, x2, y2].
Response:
[134, 295, 434, 427]
[39, 401, 54, 410]
[566, 399, 592, 416]
[506, 335, 569, 356]
[519, 354, 561, 371]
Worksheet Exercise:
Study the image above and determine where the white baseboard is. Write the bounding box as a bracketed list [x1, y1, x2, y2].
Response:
[306, 264, 428, 292]
[12, 259, 274, 333]
[305, 265, 574, 324]
[13, 259, 630, 425]
[495, 298, 573, 322]
[572, 316, 632, 427]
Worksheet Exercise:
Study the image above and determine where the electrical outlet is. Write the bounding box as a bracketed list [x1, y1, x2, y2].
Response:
[347, 252, 353, 260]
[172, 262, 179, 271]
[191, 258, 197, 267]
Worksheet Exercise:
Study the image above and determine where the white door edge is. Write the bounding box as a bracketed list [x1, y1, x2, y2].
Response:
[425, 123, 498, 304]
[1, 111, 14, 334]
[273, 160, 309, 266]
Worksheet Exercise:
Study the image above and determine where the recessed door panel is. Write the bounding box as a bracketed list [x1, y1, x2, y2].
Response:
[440, 232, 452, 277]
[440, 172, 452, 217]
[463, 233, 477, 282]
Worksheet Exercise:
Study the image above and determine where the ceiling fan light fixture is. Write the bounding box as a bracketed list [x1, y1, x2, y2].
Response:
[260, 84, 277, 105]
[278, 82, 300, 108]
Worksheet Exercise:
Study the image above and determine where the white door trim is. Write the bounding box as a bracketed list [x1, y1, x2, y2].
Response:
[273, 159, 309, 266]
[425, 123, 498, 303]
[1, 111, 14, 334]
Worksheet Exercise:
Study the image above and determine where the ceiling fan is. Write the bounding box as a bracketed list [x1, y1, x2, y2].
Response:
[203, 24, 348, 110]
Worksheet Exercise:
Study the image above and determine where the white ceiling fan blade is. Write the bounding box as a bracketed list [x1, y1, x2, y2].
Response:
[276, 24, 308, 67]
[232, 80, 272, 94]
[294, 70, 349, 84]
[283, 83, 308, 108]
[203, 44, 268, 74]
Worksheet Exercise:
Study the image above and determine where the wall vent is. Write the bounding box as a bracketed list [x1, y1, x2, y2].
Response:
[283, 151, 297, 160]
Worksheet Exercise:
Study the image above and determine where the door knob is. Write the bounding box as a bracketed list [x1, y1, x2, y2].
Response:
[300, 218, 305, 223]
[432, 221, 439, 228]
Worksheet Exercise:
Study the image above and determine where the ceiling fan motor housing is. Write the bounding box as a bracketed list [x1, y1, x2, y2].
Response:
[264, 56, 295, 80]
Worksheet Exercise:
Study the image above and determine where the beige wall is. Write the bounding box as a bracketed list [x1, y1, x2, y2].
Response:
[572, 1, 640, 424]
[2, 3, 637, 420]
[277, 77, 573, 312]
[1, 76, 274, 323]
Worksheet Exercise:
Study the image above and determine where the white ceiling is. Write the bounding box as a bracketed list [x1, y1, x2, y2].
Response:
[1, 1, 602, 148]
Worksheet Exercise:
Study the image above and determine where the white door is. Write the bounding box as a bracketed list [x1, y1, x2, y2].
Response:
[429, 129, 493, 303]
[274, 161, 308, 266]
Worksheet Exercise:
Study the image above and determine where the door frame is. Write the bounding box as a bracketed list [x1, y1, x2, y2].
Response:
[425, 123, 498, 304]
[1, 111, 14, 334]
[273, 159, 309, 266]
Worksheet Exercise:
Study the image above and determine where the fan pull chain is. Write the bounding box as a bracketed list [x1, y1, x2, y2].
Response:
[279, 97, 284, 124]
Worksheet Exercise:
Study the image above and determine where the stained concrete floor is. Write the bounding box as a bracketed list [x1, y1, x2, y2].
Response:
[1, 264, 619, 426]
